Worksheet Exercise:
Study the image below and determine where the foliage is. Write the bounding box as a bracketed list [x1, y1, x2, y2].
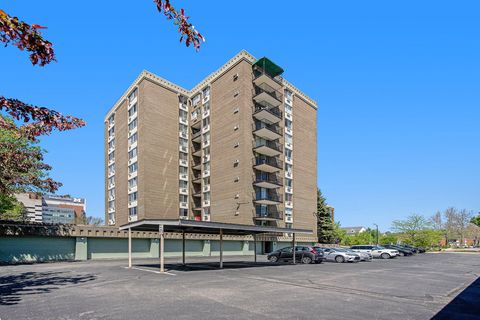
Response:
[153, 0, 204, 50]
[0, 9, 55, 66]
[443, 207, 473, 245]
[470, 215, 480, 227]
[408, 229, 443, 248]
[82, 216, 104, 226]
[316, 189, 335, 243]
[0, 117, 60, 194]
[0, 193, 25, 221]
[332, 222, 346, 244]
[379, 232, 399, 245]
[341, 231, 374, 246]
[391, 214, 430, 244]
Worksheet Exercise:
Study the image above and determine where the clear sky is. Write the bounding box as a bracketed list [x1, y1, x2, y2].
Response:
[2, 1, 479, 231]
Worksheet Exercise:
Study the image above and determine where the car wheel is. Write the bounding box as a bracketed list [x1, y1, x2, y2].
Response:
[399, 252, 405, 257]
[381, 253, 390, 259]
[335, 255, 345, 263]
[301, 256, 312, 264]
[268, 255, 278, 263]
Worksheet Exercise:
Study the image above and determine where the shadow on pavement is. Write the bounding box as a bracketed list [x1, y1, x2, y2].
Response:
[0, 271, 96, 305]
[431, 277, 480, 320]
[135, 260, 302, 272]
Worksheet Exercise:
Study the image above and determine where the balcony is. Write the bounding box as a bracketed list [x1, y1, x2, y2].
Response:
[191, 114, 201, 129]
[253, 121, 282, 140]
[253, 103, 282, 123]
[254, 207, 283, 221]
[252, 84, 283, 108]
[253, 157, 282, 173]
[192, 174, 202, 184]
[192, 160, 202, 170]
[253, 68, 283, 91]
[254, 174, 283, 189]
[192, 131, 202, 143]
[253, 140, 282, 157]
[254, 193, 282, 205]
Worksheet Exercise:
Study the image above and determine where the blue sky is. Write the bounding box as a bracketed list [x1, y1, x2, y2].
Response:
[1, 1, 479, 231]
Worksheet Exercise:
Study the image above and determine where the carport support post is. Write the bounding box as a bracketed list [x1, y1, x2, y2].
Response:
[182, 230, 186, 265]
[159, 224, 165, 273]
[292, 233, 296, 264]
[128, 227, 132, 268]
[253, 233, 257, 263]
[219, 229, 224, 269]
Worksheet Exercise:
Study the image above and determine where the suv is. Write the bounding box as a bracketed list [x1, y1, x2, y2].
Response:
[267, 246, 324, 264]
[383, 244, 414, 256]
[350, 245, 399, 259]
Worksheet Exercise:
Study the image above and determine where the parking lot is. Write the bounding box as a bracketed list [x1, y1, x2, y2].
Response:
[0, 252, 479, 320]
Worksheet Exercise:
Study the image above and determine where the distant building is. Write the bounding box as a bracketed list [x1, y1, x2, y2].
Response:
[14, 193, 86, 224]
[342, 226, 367, 236]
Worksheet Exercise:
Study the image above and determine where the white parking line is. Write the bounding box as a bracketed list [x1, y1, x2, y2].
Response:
[124, 266, 176, 276]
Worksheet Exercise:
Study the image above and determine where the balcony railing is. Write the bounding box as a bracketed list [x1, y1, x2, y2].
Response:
[254, 140, 283, 153]
[254, 157, 283, 170]
[253, 65, 283, 85]
[253, 103, 282, 120]
[253, 121, 282, 136]
[254, 193, 283, 203]
[252, 85, 283, 104]
[254, 208, 283, 220]
[254, 174, 283, 187]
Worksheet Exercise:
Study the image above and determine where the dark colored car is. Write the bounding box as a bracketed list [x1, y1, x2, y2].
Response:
[402, 244, 426, 253]
[267, 246, 324, 264]
[383, 244, 414, 256]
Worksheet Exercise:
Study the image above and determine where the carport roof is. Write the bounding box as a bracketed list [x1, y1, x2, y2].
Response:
[119, 219, 313, 235]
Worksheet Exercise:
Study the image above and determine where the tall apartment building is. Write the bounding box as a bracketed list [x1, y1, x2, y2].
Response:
[105, 51, 317, 241]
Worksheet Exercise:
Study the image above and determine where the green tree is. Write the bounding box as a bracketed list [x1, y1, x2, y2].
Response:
[0, 193, 25, 221]
[414, 229, 443, 248]
[316, 189, 334, 243]
[391, 214, 430, 244]
[379, 232, 399, 245]
[470, 214, 480, 227]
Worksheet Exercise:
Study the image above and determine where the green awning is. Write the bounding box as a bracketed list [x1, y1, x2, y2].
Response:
[253, 57, 284, 77]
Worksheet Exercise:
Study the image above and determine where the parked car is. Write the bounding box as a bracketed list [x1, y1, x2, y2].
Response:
[350, 245, 399, 259]
[383, 245, 414, 256]
[341, 248, 373, 261]
[315, 247, 361, 263]
[267, 246, 324, 264]
[402, 244, 426, 253]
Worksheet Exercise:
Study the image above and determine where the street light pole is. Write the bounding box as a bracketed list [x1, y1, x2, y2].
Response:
[373, 223, 379, 245]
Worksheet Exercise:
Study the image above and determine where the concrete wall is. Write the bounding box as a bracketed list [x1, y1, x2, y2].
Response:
[0, 236, 75, 263]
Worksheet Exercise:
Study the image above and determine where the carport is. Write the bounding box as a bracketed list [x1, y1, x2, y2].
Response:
[119, 219, 312, 273]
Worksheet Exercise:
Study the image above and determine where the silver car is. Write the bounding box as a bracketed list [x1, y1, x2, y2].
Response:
[316, 247, 361, 263]
[341, 248, 372, 261]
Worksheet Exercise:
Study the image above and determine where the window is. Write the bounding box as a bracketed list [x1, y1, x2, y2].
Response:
[285, 163, 293, 173]
[179, 152, 188, 161]
[108, 188, 115, 200]
[128, 147, 138, 160]
[285, 208, 293, 216]
[108, 126, 115, 138]
[202, 117, 210, 128]
[128, 192, 137, 203]
[108, 176, 115, 186]
[108, 151, 115, 162]
[285, 149, 292, 159]
[179, 123, 188, 134]
[179, 194, 188, 203]
[128, 132, 137, 145]
[285, 223, 293, 229]
[128, 104, 137, 117]
[285, 104, 292, 114]
[285, 193, 293, 202]
[285, 178, 293, 187]
[108, 114, 115, 126]
[202, 86, 210, 98]
[203, 146, 210, 156]
[179, 180, 188, 188]
[108, 164, 115, 175]
[203, 162, 210, 172]
[179, 208, 188, 217]
[128, 118, 137, 131]
[192, 94, 201, 106]
[179, 138, 188, 148]
[108, 200, 115, 210]
[203, 192, 210, 201]
[128, 88, 137, 104]
[203, 101, 210, 112]
[108, 139, 115, 149]
[203, 176, 210, 185]
[203, 207, 210, 215]
[285, 89, 293, 100]
[203, 132, 210, 144]
[128, 207, 137, 217]
[179, 109, 188, 121]
[179, 166, 188, 175]
[285, 134, 293, 145]
[128, 162, 138, 174]
[128, 177, 137, 188]
[285, 119, 292, 130]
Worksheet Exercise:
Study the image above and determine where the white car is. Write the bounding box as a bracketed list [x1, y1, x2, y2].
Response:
[350, 245, 399, 259]
[316, 247, 361, 263]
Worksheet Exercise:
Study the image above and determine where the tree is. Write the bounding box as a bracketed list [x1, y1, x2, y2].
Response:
[443, 207, 473, 247]
[82, 216, 104, 226]
[391, 214, 430, 244]
[0, 193, 25, 221]
[379, 232, 399, 245]
[470, 214, 480, 227]
[430, 211, 448, 246]
[316, 189, 334, 243]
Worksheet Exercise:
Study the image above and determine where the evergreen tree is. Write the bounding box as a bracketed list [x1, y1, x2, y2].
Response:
[316, 189, 335, 243]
